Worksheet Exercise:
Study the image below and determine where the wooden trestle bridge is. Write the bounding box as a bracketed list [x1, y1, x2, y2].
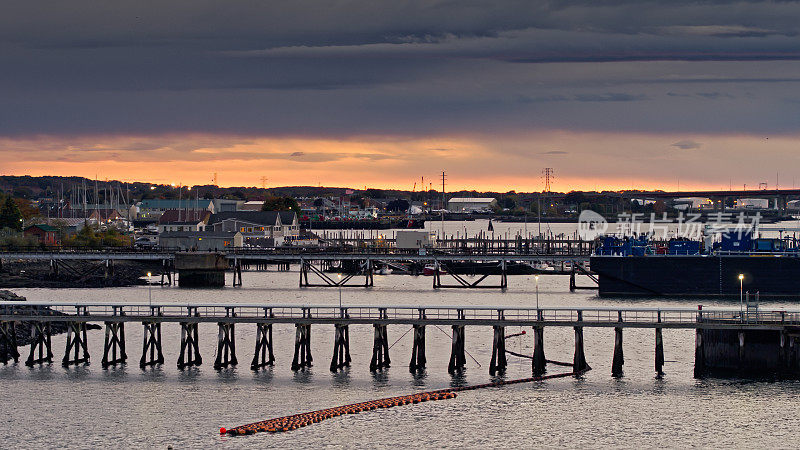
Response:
[2, 302, 799, 377]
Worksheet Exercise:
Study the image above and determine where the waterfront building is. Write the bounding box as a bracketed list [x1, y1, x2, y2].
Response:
[447, 197, 497, 213]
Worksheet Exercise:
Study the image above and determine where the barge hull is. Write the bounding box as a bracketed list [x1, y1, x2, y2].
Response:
[591, 255, 800, 298]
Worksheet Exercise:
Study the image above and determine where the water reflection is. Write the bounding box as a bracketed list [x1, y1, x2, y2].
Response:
[292, 368, 314, 383]
[216, 366, 239, 383]
[371, 369, 389, 387]
[177, 366, 202, 382]
[331, 367, 351, 387]
[252, 366, 274, 383]
[139, 365, 167, 382]
[449, 371, 468, 388]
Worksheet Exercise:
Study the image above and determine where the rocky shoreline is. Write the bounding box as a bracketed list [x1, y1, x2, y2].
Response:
[0, 260, 162, 288]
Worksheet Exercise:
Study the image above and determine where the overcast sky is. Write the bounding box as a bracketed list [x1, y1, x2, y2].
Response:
[2, 0, 800, 191]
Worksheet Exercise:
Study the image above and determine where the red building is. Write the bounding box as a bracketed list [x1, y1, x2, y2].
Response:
[23, 224, 59, 246]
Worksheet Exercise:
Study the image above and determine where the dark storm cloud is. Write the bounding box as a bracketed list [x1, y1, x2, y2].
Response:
[3, 1, 800, 137]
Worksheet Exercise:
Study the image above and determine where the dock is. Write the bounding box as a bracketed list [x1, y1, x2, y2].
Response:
[2, 302, 799, 377]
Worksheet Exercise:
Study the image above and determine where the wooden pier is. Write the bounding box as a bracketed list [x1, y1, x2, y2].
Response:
[3, 302, 800, 377]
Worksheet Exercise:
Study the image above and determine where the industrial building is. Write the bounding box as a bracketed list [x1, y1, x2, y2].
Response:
[447, 197, 497, 213]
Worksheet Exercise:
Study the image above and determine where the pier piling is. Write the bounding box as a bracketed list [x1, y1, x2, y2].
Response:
[62, 322, 89, 366]
[409, 324, 427, 373]
[532, 310, 546, 375]
[177, 322, 202, 369]
[252, 319, 275, 370]
[0, 321, 19, 364]
[612, 327, 624, 377]
[25, 321, 52, 366]
[140, 321, 164, 368]
[611, 311, 624, 377]
[448, 324, 466, 374]
[573, 311, 590, 374]
[291, 323, 312, 371]
[214, 322, 238, 369]
[655, 328, 665, 377]
[101, 321, 127, 367]
[489, 325, 507, 375]
[370, 322, 391, 371]
[330, 322, 351, 372]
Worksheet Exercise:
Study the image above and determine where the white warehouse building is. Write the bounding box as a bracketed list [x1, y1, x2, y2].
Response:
[447, 197, 497, 213]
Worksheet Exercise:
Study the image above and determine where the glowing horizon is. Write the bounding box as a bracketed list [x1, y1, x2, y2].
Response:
[2, 131, 797, 194]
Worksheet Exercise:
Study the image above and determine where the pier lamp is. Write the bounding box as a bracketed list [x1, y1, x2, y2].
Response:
[535, 274, 540, 310]
[337, 273, 343, 312]
[738, 273, 744, 317]
[147, 272, 152, 306]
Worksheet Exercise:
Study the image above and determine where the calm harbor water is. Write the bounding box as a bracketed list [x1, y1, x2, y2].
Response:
[4, 269, 800, 448]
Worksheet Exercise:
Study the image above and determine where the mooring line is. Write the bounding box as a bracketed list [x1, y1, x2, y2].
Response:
[433, 324, 482, 368]
[388, 327, 413, 350]
[220, 371, 577, 437]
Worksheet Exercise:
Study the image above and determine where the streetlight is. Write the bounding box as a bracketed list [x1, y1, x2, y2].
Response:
[147, 272, 152, 306]
[535, 274, 540, 310]
[738, 273, 744, 318]
[337, 273, 343, 313]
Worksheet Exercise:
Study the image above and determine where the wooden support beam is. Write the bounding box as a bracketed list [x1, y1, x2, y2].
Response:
[655, 327, 665, 377]
[214, 321, 238, 369]
[26, 322, 52, 366]
[573, 310, 591, 375]
[533, 309, 547, 375]
[291, 324, 313, 371]
[448, 315, 466, 375]
[409, 325, 427, 373]
[330, 323, 352, 372]
[177, 322, 202, 369]
[489, 325, 507, 376]
[612, 327, 624, 377]
[62, 322, 89, 366]
[101, 321, 127, 367]
[370, 324, 390, 372]
[251, 322, 275, 370]
[140, 321, 164, 368]
[0, 321, 20, 364]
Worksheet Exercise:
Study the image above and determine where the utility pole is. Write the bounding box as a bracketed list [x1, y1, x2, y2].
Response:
[441, 171, 447, 240]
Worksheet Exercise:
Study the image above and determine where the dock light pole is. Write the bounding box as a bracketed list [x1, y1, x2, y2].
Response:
[535, 274, 540, 310]
[337, 273, 343, 312]
[738, 273, 744, 318]
[147, 272, 152, 306]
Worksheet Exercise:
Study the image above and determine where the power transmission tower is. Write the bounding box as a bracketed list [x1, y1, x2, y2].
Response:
[260, 176, 268, 189]
[542, 168, 554, 193]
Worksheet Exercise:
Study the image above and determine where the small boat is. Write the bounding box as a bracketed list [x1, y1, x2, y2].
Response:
[422, 264, 446, 276]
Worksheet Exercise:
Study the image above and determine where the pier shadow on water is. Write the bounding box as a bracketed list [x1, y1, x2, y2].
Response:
[371, 369, 389, 387]
[331, 368, 351, 387]
[292, 368, 314, 384]
[177, 367, 202, 383]
[138, 366, 167, 382]
[251, 367, 274, 384]
[216, 367, 239, 383]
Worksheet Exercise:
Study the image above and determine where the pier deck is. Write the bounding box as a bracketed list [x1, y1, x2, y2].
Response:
[1, 302, 794, 330]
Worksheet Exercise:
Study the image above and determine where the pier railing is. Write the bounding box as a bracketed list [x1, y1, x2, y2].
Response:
[2, 302, 798, 329]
